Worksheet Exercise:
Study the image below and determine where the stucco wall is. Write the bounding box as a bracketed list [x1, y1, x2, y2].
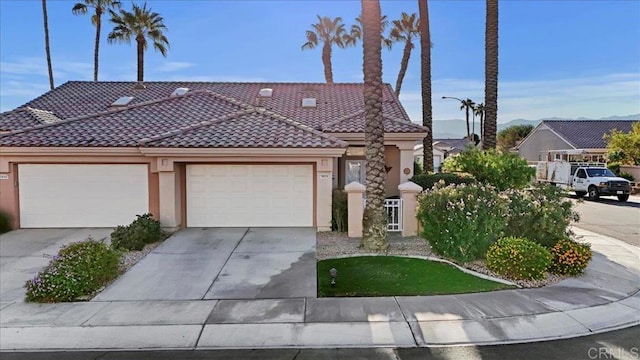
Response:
[385, 145, 400, 196]
[518, 128, 572, 162]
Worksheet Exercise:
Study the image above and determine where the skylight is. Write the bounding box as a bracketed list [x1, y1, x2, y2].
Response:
[111, 96, 134, 107]
[259, 88, 273, 98]
[171, 87, 189, 96]
[301, 98, 317, 108]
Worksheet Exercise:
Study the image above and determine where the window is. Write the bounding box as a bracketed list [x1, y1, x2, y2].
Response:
[345, 160, 365, 184]
[576, 169, 587, 179]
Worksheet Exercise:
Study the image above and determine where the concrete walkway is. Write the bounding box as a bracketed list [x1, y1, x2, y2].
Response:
[0, 227, 638, 351]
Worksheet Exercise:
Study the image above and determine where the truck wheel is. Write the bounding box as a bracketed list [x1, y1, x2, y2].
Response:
[617, 194, 629, 202]
[575, 191, 586, 198]
[587, 186, 599, 201]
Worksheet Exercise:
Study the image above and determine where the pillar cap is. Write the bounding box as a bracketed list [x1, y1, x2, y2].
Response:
[398, 181, 423, 192]
[344, 181, 366, 192]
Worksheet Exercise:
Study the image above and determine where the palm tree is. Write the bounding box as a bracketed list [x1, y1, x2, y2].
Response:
[389, 12, 420, 97]
[42, 0, 54, 90]
[361, 0, 388, 251]
[72, 0, 121, 81]
[108, 2, 169, 82]
[345, 14, 392, 49]
[474, 103, 485, 144]
[418, 1, 433, 173]
[483, 0, 499, 149]
[460, 98, 476, 141]
[301, 16, 350, 84]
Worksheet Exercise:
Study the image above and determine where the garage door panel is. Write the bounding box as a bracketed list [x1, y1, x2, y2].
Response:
[19, 164, 149, 228]
[186, 164, 313, 227]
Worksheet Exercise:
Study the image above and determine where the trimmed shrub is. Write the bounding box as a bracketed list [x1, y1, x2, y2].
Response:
[417, 182, 508, 262]
[442, 148, 535, 191]
[111, 213, 163, 251]
[410, 172, 475, 191]
[486, 237, 552, 280]
[619, 171, 635, 182]
[25, 239, 120, 302]
[607, 161, 621, 175]
[549, 239, 592, 276]
[0, 210, 11, 234]
[504, 184, 580, 247]
[331, 189, 348, 232]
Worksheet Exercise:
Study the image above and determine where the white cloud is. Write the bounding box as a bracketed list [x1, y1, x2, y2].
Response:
[0, 57, 93, 80]
[154, 61, 196, 72]
[399, 73, 640, 123]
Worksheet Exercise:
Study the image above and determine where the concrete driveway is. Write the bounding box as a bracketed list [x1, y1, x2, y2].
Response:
[0, 228, 114, 302]
[93, 227, 317, 301]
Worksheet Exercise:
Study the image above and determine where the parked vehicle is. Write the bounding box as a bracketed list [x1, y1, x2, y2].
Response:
[536, 161, 631, 202]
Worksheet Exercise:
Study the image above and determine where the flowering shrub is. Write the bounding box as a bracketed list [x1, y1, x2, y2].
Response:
[417, 182, 508, 262]
[111, 213, 163, 251]
[504, 184, 580, 247]
[410, 172, 475, 191]
[442, 148, 535, 191]
[25, 239, 120, 302]
[549, 239, 592, 275]
[486, 237, 552, 280]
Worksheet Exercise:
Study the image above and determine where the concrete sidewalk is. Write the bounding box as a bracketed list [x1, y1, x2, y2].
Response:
[0, 227, 638, 351]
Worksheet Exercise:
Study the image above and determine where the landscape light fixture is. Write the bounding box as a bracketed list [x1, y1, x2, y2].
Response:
[329, 268, 337, 287]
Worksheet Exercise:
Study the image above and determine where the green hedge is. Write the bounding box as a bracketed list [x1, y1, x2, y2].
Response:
[111, 213, 163, 251]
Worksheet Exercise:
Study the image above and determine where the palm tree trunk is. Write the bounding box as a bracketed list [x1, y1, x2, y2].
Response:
[419, 0, 433, 173]
[42, 0, 54, 90]
[136, 36, 144, 82]
[483, 0, 499, 149]
[465, 106, 471, 140]
[94, 15, 101, 81]
[394, 40, 412, 97]
[480, 112, 484, 142]
[322, 42, 333, 84]
[361, 0, 387, 251]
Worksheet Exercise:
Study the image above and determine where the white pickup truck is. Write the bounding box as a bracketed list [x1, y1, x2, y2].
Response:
[536, 162, 631, 202]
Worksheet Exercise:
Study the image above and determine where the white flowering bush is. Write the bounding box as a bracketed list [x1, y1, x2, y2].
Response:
[503, 184, 580, 247]
[417, 181, 508, 262]
[25, 239, 120, 302]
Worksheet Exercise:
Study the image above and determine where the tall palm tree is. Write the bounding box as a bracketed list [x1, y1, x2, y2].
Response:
[108, 2, 169, 82]
[361, 0, 388, 251]
[72, 0, 121, 81]
[345, 14, 392, 49]
[42, 0, 54, 90]
[418, 1, 433, 173]
[474, 103, 485, 144]
[301, 16, 349, 84]
[389, 12, 420, 97]
[460, 98, 476, 141]
[484, 0, 499, 149]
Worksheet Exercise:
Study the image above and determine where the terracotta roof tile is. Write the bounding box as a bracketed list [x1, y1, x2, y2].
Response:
[0, 107, 62, 132]
[321, 110, 427, 133]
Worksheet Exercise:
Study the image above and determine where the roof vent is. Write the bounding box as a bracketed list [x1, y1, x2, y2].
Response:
[259, 88, 273, 98]
[133, 82, 146, 90]
[301, 97, 317, 108]
[111, 96, 134, 107]
[171, 87, 189, 97]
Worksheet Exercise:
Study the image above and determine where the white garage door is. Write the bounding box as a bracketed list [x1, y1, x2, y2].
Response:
[187, 164, 313, 227]
[19, 164, 149, 228]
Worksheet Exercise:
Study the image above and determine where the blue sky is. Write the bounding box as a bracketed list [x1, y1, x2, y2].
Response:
[1, 0, 639, 123]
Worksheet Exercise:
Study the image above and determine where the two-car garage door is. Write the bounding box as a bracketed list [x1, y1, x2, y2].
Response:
[18, 164, 149, 228]
[186, 164, 313, 227]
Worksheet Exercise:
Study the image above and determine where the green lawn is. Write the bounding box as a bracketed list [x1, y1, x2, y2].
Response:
[317, 256, 515, 297]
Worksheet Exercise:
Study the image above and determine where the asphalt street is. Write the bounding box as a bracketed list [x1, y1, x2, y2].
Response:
[572, 195, 640, 246]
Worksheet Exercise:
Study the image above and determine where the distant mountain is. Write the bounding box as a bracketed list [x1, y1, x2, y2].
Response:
[430, 114, 639, 138]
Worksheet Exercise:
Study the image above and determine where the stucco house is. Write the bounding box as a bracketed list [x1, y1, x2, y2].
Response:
[516, 120, 636, 163]
[0, 81, 427, 231]
[413, 138, 470, 172]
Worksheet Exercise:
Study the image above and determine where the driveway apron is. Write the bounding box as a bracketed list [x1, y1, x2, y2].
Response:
[93, 227, 316, 301]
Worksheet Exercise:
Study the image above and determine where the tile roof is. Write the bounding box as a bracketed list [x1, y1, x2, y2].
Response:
[141, 109, 346, 148]
[543, 120, 637, 149]
[433, 138, 470, 151]
[320, 110, 427, 133]
[0, 107, 62, 132]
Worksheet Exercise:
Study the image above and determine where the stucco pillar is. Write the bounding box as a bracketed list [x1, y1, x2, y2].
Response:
[158, 171, 181, 230]
[398, 181, 423, 237]
[397, 142, 415, 184]
[345, 181, 365, 238]
[316, 158, 334, 232]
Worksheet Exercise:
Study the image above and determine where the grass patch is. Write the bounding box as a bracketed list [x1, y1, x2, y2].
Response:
[318, 256, 515, 297]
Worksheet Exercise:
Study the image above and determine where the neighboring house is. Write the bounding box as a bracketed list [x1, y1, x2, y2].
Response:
[413, 138, 469, 172]
[0, 81, 427, 231]
[516, 120, 636, 163]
